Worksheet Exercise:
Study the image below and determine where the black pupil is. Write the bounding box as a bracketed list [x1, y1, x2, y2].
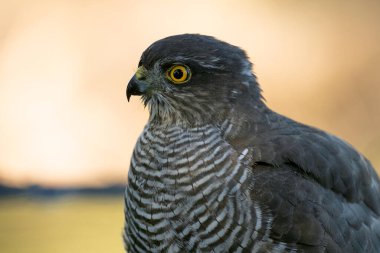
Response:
[173, 68, 184, 79]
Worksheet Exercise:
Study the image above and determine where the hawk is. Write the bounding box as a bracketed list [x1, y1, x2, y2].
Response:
[124, 34, 380, 253]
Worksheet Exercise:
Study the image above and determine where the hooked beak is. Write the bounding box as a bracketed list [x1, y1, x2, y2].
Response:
[126, 66, 148, 102]
[126, 76, 148, 101]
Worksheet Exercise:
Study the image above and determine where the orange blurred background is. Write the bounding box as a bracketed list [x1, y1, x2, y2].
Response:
[1, 0, 379, 188]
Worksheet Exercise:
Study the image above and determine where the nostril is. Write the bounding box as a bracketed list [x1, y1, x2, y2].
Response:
[137, 75, 146, 81]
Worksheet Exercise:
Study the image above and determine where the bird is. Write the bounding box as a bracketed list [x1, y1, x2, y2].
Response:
[124, 34, 380, 253]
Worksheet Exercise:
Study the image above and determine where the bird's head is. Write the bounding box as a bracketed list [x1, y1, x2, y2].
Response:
[127, 34, 264, 126]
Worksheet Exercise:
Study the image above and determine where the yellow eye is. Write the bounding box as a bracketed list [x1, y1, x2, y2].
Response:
[166, 65, 191, 84]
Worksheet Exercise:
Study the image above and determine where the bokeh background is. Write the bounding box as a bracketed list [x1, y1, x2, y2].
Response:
[1, 0, 379, 252]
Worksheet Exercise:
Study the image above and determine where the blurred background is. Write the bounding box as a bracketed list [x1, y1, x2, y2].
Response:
[0, 0, 379, 252]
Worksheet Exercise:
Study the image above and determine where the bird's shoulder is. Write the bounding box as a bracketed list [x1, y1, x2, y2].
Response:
[245, 111, 380, 214]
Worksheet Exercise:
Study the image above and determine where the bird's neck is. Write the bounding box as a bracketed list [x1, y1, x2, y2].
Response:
[218, 99, 274, 147]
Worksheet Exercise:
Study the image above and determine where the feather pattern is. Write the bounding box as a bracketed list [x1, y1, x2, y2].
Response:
[124, 124, 288, 252]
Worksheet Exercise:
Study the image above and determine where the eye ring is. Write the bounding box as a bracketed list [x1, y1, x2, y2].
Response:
[166, 64, 191, 84]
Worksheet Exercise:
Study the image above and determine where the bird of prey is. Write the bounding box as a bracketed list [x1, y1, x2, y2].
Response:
[124, 34, 380, 253]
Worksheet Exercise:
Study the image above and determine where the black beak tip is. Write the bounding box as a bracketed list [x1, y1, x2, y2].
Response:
[126, 88, 131, 102]
[126, 78, 135, 102]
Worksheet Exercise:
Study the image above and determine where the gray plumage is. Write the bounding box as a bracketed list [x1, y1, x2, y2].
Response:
[124, 34, 380, 253]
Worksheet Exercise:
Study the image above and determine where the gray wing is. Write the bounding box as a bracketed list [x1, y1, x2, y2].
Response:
[251, 116, 380, 214]
[250, 163, 380, 253]
[236, 112, 380, 252]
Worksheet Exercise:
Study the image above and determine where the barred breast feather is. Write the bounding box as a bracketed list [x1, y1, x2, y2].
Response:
[124, 124, 291, 253]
